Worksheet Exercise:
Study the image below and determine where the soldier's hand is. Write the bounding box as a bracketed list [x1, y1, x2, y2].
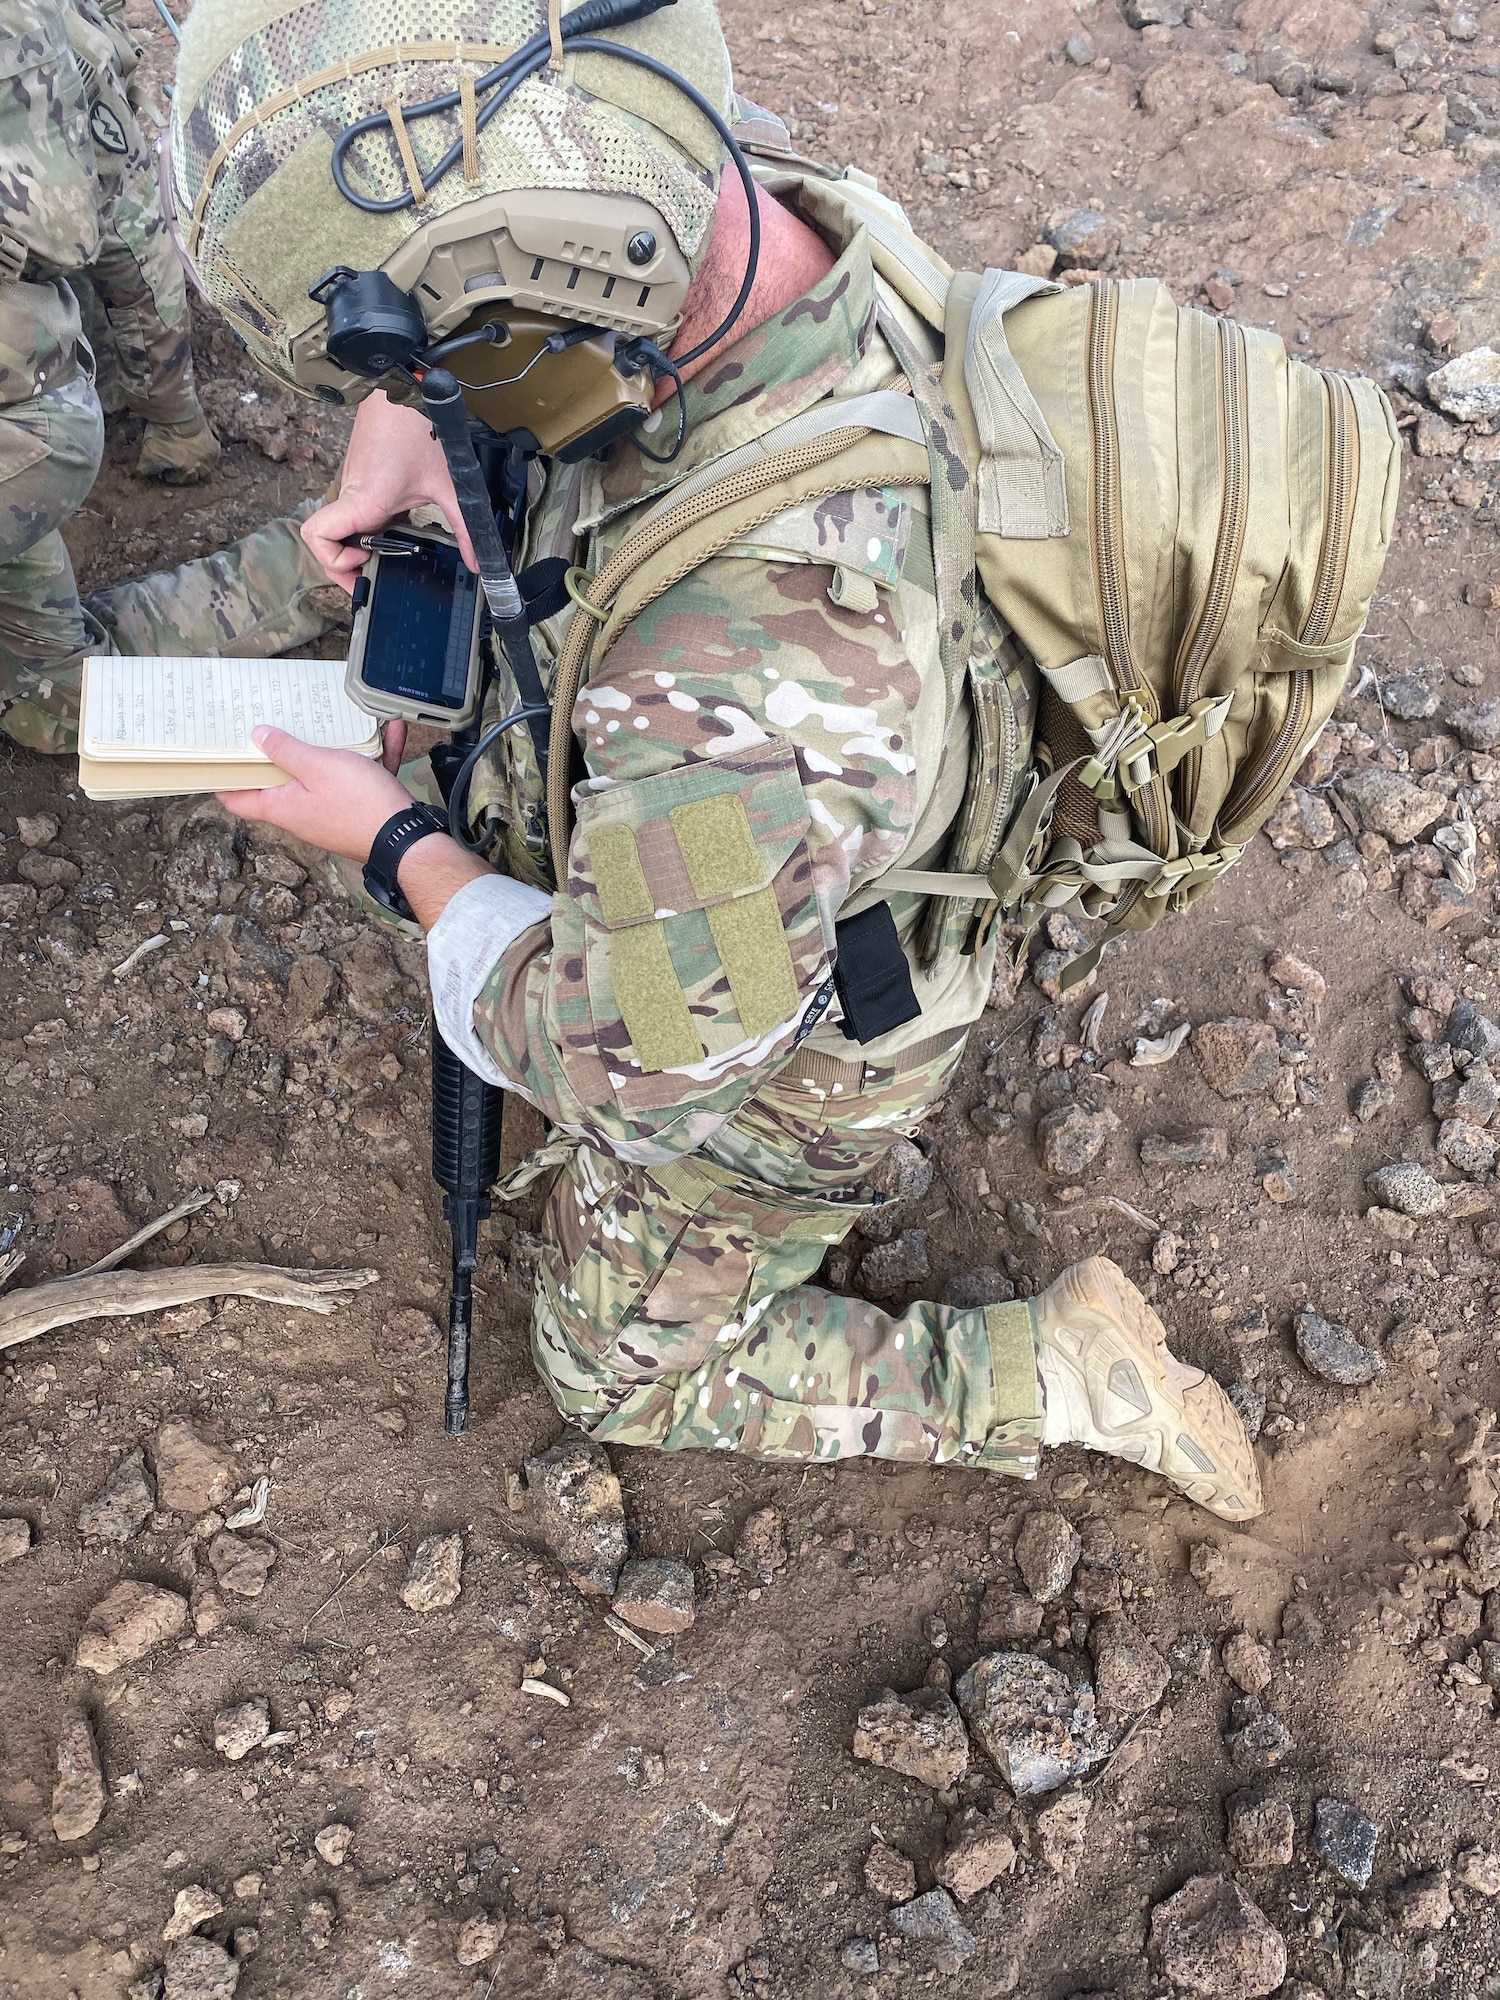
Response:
[301, 391, 479, 590]
[218, 723, 413, 862]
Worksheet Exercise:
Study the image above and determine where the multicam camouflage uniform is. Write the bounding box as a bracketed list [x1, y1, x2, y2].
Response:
[457, 177, 1048, 1477]
[0, 0, 335, 752]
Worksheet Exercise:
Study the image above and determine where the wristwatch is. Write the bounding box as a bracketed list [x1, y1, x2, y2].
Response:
[363, 802, 451, 921]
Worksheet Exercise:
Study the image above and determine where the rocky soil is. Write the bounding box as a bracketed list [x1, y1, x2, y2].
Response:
[4, 0, 1500, 1993]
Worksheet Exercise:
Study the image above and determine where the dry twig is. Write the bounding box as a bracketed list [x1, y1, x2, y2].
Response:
[77, 1188, 216, 1277]
[0, 1262, 377, 1353]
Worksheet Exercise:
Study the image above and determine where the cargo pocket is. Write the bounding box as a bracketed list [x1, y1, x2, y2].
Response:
[567, 740, 831, 1116]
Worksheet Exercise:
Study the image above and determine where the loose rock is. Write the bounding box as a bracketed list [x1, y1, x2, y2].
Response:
[1447, 997, 1500, 1063]
[955, 1652, 1110, 1798]
[302, 1896, 336, 1949]
[152, 1418, 234, 1515]
[1226, 1792, 1294, 1868]
[841, 1938, 880, 1974]
[1192, 1020, 1282, 1098]
[1313, 1796, 1379, 1887]
[1365, 1163, 1446, 1217]
[864, 1841, 917, 1901]
[1388, 1868, 1452, 1931]
[1140, 1128, 1230, 1168]
[1035, 1789, 1092, 1879]
[977, 1579, 1044, 1644]
[1036, 1103, 1119, 1179]
[164, 1885, 223, 1943]
[314, 1823, 352, 1866]
[52, 1711, 107, 1841]
[1437, 1117, 1498, 1176]
[163, 1937, 239, 2000]
[612, 1556, 695, 1633]
[1222, 1632, 1272, 1696]
[1427, 345, 1500, 423]
[1190, 1542, 1234, 1598]
[456, 1913, 506, 1965]
[735, 1505, 788, 1582]
[206, 1533, 276, 1599]
[1263, 787, 1338, 849]
[1341, 769, 1445, 845]
[213, 1697, 271, 1762]
[0, 1516, 33, 1563]
[1043, 205, 1118, 268]
[852, 1685, 969, 1790]
[524, 1437, 627, 1595]
[1149, 1874, 1288, 1996]
[860, 1228, 930, 1290]
[78, 1448, 156, 1542]
[1294, 1307, 1383, 1386]
[76, 1581, 188, 1674]
[1455, 1846, 1500, 1895]
[1088, 1612, 1170, 1718]
[888, 1889, 977, 1973]
[1226, 1698, 1293, 1772]
[934, 1815, 1016, 1901]
[400, 1533, 464, 1612]
[1015, 1510, 1081, 1601]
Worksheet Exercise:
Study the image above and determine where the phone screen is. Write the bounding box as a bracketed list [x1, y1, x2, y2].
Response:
[360, 536, 479, 712]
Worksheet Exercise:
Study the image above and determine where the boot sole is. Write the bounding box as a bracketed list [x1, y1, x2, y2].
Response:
[1056, 1256, 1264, 1520]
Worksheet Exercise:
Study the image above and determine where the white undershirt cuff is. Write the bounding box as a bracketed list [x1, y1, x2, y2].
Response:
[425, 870, 553, 1090]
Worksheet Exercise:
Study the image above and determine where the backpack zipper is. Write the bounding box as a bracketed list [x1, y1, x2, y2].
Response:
[1222, 372, 1359, 834]
[1175, 315, 1251, 821]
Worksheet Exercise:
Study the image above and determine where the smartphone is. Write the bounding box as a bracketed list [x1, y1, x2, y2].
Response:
[345, 525, 483, 728]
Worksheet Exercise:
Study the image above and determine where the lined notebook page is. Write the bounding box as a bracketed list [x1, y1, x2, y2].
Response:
[82, 656, 375, 759]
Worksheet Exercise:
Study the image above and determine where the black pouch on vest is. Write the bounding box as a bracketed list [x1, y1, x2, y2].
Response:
[833, 903, 922, 1044]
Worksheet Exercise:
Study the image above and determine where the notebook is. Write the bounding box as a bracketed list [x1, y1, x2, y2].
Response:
[78, 655, 381, 800]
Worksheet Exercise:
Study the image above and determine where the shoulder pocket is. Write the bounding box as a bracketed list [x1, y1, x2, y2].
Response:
[568, 741, 828, 1110]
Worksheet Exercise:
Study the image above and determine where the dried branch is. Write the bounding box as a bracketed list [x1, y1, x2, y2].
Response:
[0, 1263, 378, 1353]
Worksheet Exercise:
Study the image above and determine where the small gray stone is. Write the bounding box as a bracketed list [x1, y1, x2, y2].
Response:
[852, 1686, 969, 1790]
[1381, 675, 1440, 721]
[1064, 30, 1094, 62]
[1313, 1796, 1379, 1887]
[1365, 1162, 1446, 1217]
[1432, 1063, 1499, 1125]
[612, 1556, 695, 1634]
[860, 1229, 930, 1292]
[840, 1938, 880, 1974]
[1123, 0, 1185, 24]
[1036, 1104, 1119, 1179]
[1015, 1510, 1081, 1601]
[1426, 346, 1500, 424]
[954, 1652, 1111, 1798]
[1448, 997, 1500, 1062]
[1140, 1128, 1230, 1168]
[888, 1889, 977, 1974]
[400, 1533, 463, 1612]
[1341, 769, 1445, 845]
[1226, 1698, 1293, 1771]
[78, 1449, 156, 1543]
[1192, 1019, 1282, 1098]
[1437, 1117, 1498, 1177]
[52, 1711, 107, 1841]
[1294, 1307, 1384, 1386]
[1042, 205, 1118, 268]
[1227, 1381, 1266, 1442]
[942, 1266, 1015, 1308]
[1149, 1874, 1287, 1997]
[1450, 700, 1500, 751]
[1352, 1078, 1394, 1123]
[525, 1437, 627, 1595]
[1226, 1791, 1295, 1867]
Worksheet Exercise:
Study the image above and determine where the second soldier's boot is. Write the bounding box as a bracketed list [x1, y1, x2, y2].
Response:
[135, 413, 222, 485]
[1033, 1256, 1262, 1521]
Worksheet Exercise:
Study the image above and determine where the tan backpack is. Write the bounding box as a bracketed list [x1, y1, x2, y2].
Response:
[546, 170, 1401, 989]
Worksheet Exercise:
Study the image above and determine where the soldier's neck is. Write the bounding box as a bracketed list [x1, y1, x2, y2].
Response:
[666, 175, 836, 390]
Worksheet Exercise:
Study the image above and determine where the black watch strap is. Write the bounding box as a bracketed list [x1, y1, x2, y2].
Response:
[363, 802, 451, 921]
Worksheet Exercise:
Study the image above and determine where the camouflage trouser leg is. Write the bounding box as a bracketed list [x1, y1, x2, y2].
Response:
[0, 370, 105, 753]
[84, 67, 200, 426]
[87, 497, 340, 664]
[71, 275, 126, 416]
[531, 1033, 1043, 1477]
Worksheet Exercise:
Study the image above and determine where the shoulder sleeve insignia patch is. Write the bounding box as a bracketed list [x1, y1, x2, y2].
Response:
[88, 101, 129, 156]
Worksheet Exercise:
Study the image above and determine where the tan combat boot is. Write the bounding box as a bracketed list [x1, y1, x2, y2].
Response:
[1034, 1256, 1262, 1520]
[135, 414, 221, 485]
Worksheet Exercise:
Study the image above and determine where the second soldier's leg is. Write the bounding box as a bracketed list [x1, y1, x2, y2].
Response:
[530, 1038, 1046, 1478]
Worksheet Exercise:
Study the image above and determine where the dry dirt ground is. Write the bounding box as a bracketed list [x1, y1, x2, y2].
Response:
[4, 0, 1500, 1994]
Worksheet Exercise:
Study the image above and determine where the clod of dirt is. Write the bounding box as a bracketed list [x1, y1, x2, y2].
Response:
[1455, 1847, 1500, 1895]
[75, 1581, 188, 1675]
[1189, 1543, 1235, 1599]
[852, 1685, 969, 1790]
[1015, 1510, 1081, 1601]
[302, 1895, 337, 1950]
[860, 1229, 930, 1290]
[524, 1437, 627, 1596]
[1451, 699, 1500, 751]
[78, 1448, 156, 1543]
[191, 1587, 227, 1639]
[1072, 1565, 1122, 1616]
[1426, 346, 1500, 423]
[164, 1885, 223, 1943]
[954, 1652, 1109, 1798]
[1294, 1306, 1384, 1386]
[152, 1419, 234, 1515]
[1312, 1795, 1379, 1886]
[1342, 1928, 1404, 1997]
[978, 1579, 1044, 1645]
[1191, 1020, 1282, 1098]
[612, 1556, 695, 1634]
[163, 1936, 239, 2000]
[51, 1711, 106, 1842]
[1087, 1612, 1170, 1718]
[213, 1697, 271, 1762]
[399, 1533, 464, 1612]
[455, 1913, 506, 1965]
[864, 1841, 917, 1901]
[1341, 770, 1446, 845]
[1225, 1697, 1293, 1773]
[1222, 1632, 1272, 1696]
[206, 1533, 276, 1599]
[1365, 1162, 1447, 1218]
[229, 1929, 258, 1962]
[1035, 1789, 1092, 1879]
[887, 1888, 977, 1973]
[1140, 1128, 1230, 1168]
[16, 812, 58, 847]
[1036, 1103, 1119, 1179]
[1149, 1874, 1287, 1996]
[1388, 1868, 1453, 1931]
[206, 914, 292, 1003]
[1468, 1531, 1500, 1587]
[0, 1517, 32, 1564]
[933, 1813, 1016, 1901]
[1226, 1792, 1294, 1868]
[735, 1505, 788, 1582]
[314, 1823, 352, 1866]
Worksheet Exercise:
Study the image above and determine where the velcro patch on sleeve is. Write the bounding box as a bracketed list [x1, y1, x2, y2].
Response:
[706, 884, 800, 1039]
[670, 791, 766, 900]
[610, 921, 704, 1072]
[588, 822, 655, 924]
